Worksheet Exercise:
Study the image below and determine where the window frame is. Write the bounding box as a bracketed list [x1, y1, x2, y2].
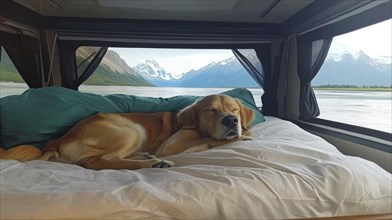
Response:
[295, 14, 392, 152]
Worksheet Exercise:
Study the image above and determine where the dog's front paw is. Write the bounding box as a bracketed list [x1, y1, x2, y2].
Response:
[151, 160, 175, 168]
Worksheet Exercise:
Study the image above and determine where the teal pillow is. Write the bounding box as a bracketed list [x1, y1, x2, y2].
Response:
[0, 87, 264, 149]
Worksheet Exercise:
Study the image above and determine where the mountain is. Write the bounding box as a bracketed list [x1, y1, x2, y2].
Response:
[176, 56, 259, 88]
[133, 59, 177, 86]
[77, 47, 152, 86]
[132, 53, 260, 88]
[313, 42, 391, 86]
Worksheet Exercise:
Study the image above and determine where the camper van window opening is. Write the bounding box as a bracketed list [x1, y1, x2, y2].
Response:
[77, 47, 263, 107]
[312, 19, 392, 133]
[0, 46, 29, 97]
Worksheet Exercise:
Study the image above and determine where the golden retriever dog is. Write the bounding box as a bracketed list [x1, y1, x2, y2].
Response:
[1, 94, 255, 170]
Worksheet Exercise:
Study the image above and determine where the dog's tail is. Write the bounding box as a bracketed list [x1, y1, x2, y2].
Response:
[0, 145, 43, 162]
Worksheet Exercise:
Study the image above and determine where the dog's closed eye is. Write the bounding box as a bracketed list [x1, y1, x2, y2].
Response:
[206, 108, 217, 113]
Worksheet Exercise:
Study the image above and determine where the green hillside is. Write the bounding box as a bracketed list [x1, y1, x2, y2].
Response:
[76, 56, 152, 86]
[0, 47, 152, 86]
[83, 63, 152, 86]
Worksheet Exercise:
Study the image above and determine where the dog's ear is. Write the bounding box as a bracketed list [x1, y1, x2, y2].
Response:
[177, 104, 198, 129]
[236, 100, 255, 130]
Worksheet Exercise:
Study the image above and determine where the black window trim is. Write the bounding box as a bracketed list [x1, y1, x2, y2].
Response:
[296, 118, 392, 154]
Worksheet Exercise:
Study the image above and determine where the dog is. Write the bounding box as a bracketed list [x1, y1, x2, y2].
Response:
[0, 94, 255, 170]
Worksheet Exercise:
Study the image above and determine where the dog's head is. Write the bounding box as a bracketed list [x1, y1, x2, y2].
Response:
[177, 94, 255, 140]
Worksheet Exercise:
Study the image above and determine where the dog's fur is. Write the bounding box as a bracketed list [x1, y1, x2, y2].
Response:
[0, 94, 255, 170]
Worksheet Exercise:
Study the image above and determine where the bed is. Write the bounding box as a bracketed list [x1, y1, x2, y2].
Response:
[1, 115, 391, 219]
[1, 88, 391, 219]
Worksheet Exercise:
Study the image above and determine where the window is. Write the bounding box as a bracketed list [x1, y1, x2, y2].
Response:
[0, 47, 29, 97]
[313, 19, 392, 133]
[77, 47, 263, 107]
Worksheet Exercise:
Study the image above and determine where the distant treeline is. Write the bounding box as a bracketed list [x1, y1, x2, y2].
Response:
[313, 84, 392, 91]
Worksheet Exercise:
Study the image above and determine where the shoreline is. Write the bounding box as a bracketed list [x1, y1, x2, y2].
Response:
[1, 82, 391, 92]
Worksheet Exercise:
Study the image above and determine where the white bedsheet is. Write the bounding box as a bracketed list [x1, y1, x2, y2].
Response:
[1, 116, 391, 219]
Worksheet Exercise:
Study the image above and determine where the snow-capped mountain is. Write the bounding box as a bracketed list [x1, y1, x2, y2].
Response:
[176, 56, 259, 88]
[133, 59, 177, 86]
[327, 41, 391, 65]
[133, 56, 259, 88]
[326, 42, 363, 62]
[313, 42, 391, 86]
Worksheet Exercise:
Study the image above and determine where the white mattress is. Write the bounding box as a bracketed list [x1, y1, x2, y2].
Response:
[1, 116, 391, 219]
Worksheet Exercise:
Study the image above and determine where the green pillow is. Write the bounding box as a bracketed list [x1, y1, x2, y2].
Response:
[0, 87, 264, 149]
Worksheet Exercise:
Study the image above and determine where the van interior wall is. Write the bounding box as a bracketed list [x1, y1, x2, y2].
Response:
[0, 18, 63, 88]
[308, 130, 392, 173]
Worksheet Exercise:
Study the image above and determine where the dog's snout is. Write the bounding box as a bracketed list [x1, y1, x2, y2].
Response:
[222, 115, 238, 128]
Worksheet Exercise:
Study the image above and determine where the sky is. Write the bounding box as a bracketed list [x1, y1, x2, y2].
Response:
[111, 19, 391, 76]
[333, 19, 391, 57]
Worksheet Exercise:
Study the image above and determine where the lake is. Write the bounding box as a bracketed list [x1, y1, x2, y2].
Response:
[1, 82, 391, 133]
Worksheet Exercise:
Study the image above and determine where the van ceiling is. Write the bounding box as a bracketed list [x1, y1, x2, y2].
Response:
[12, 0, 314, 23]
[4, 0, 391, 43]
